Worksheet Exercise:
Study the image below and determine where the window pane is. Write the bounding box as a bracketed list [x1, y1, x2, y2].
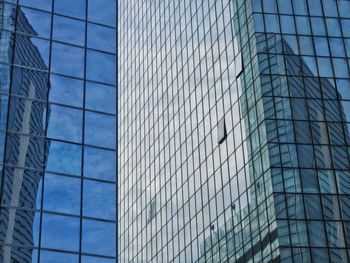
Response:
[86, 82, 116, 114]
[85, 111, 116, 148]
[17, 7, 51, 38]
[46, 140, 81, 176]
[82, 256, 115, 263]
[53, 15, 85, 46]
[43, 173, 81, 215]
[40, 251, 78, 263]
[47, 104, 83, 143]
[82, 219, 116, 256]
[84, 146, 116, 181]
[88, 0, 116, 27]
[54, 0, 86, 19]
[87, 23, 115, 53]
[49, 74, 84, 107]
[51, 43, 84, 78]
[19, 0, 52, 11]
[83, 180, 115, 220]
[41, 213, 80, 251]
[86, 50, 116, 84]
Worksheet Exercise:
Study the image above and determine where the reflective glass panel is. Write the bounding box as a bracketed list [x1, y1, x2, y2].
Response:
[49, 74, 84, 107]
[87, 0, 116, 27]
[19, 0, 52, 11]
[51, 43, 84, 78]
[54, 0, 86, 19]
[41, 213, 80, 251]
[86, 50, 116, 84]
[82, 256, 115, 263]
[47, 104, 83, 143]
[86, 82, 116, 114]
[84, 146, 116, 181]
[43, 173, 81, 215]
[87, 23, 116, 53]
[83, 180, 115, 220]
[17, 7, 51, 38]
[84, 111, 116, 148]
[46, 140, 81, 176]
[82, 219, 116, 256]
[40, 251, 78, 263]
[53, 15, 85, 46]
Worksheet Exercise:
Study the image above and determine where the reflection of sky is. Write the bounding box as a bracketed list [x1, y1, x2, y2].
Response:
[84, 146, 116, 181]
[40, 250, 78, 263]
[83, 180, 116, 220]
[41, 213, 80, 251]
[19, 7, 51, 38]
[43, 173, 80, 215]
[86, 82, 116, 114]
[82, 255, 115, 263]
[82, 219, 116, 256]
[46, 140, 81, 175]
[54, 0, 85, 19]
[87, 0, 116, 27]
[53, 15, 85, 46]
[86, 50, 116, 84]
[87, 23, 116, 53]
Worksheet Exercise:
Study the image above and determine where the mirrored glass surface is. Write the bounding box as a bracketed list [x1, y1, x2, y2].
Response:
[84, 146, 116, 181]
[40, 251, 78, 263]
[82, 219, 116, 256]
[0, 95, 8, 130]
[19, 0, 52, 11]
[0, 246, 38, 263]
[83, 180, 115, 220]
[47, 104, 83, 143]
[81, 256, 115, 263]
[51, 42, 84, 78]
[46, 140, 81, 175]
[43, 173, 81, 215]
[87, 23, 115, 53]
[41, 213, 80, 251]
[87, 0, 116, 27]
[86, 82, 116, 114]
[54, 0, 86, 19]
[84, 111, 116, 148]
[49, 74, 84, 107]
[86, 50, 116, 84]
[17, 7, 51, 38]
[53, 15, 85, 46]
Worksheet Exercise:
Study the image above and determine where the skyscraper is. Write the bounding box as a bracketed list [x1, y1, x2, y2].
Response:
[0, 0, 117, 262]
[118, 0, 350, 262]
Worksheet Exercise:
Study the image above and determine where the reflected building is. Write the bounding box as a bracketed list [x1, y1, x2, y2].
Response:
[118, 0, 350, 262]
[0, 1, 117, 263]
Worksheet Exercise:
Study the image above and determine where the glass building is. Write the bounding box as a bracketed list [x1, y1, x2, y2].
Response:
[118, 0, 350, 262]
[0, 0, 117, 262]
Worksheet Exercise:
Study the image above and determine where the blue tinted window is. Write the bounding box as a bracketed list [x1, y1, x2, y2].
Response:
[41, 213, 80, 251]
[85, 111, 116, 148]
[49, 74, 84, 107]
[17, 7, 51, 38]
[87, 23, 115, 53]
[86, 50, 116, 84]
[84, 146, 116, 181]
[43, 173, 81, 215]
[82, 219, 116, 256]
[46, 140, 81, 175]
[47, 104, 83, 143]
[40, 251, 79, 263]
[88, 0, 116, 27]
[53, 15, 85, 46]
[19, 0, 52, 11]
[51, 43, 84, 77]
[82, 256, 115, 263]
[0, 95, 8, 130]
[83, 180, 116, 220]
[54, 0, 86, 19]
[86, 82, 116, 114]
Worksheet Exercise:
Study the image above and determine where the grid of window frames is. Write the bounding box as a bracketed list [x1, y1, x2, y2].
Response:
[119, 0, 350, 262]
[0, 0, 117, 262]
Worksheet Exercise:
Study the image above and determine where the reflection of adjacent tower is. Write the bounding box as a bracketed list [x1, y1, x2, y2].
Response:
[0, 4, 50, 263]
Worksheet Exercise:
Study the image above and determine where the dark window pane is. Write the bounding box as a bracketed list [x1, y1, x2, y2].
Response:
[47, 104, 83, 143]
[54, 0, 86, 19]
[82, 219, 116, 256]
[46, 140, 81, 176]
[83, 180, 116, 220]
[87, 23, 115, 53]
[86, 82, 116, 114]
[43, 173, 81, 215]
[86, 50, 116, 84]
[49, 74, 84, 107]
[41, 213, 80, 251]
[84, 146, 116, 181]
[53, 15, 85, 46]
[51, 43, 84, 78]
[87, 0, 116, 27]
[85, 111, 116, 148]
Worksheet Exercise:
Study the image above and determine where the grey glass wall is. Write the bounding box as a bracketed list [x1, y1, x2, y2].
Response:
[118, 0, 350, 262]
[0, 0, 117, 262]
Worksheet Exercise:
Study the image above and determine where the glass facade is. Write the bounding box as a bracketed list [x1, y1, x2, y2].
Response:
[118, 0, 350, 262]
[0, 0, 117, 262]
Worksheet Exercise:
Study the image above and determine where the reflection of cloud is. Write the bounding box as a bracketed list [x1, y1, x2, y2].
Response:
[84, 146, 116, 181]
[40, 250, 78, 263]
